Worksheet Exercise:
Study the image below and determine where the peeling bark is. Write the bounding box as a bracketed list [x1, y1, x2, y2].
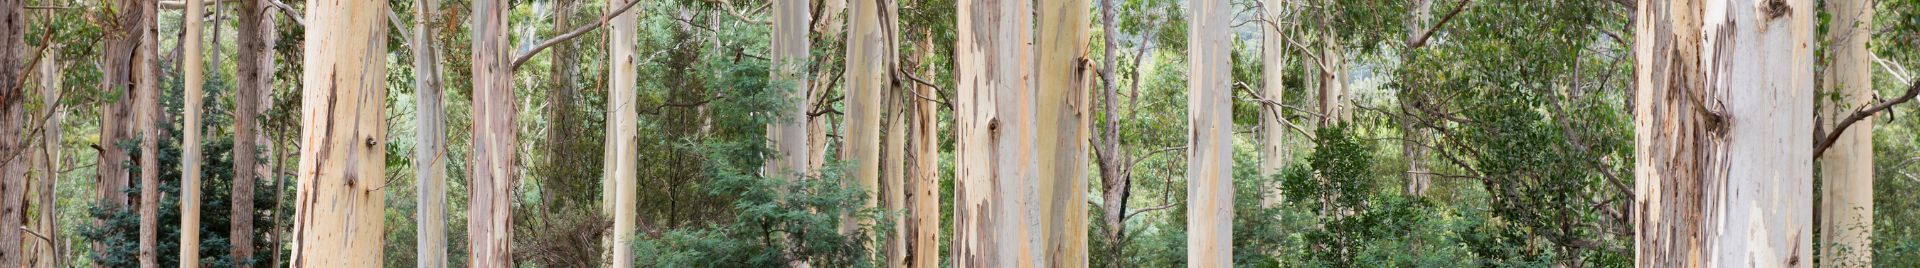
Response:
[1186, 0, 1233, 264]
[1632, 0, 1814, 266]
[606, 0, 640, 266]
[952, 0, 1042, 264]
[1037, 0, 1090, 264]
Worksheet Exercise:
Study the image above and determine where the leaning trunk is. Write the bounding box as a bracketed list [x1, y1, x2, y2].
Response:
[951, 0, 1041, 264]
[290, 0, 391, 266]
[469, 0, 517, 265]
[1186, 0, 1233, 264]
[1631, 0, 1814, 266]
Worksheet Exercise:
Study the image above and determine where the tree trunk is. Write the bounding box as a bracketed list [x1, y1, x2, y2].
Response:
[807, 0, 846, 172]
[884, 74, 907, 267]
[34, 42, 63, 268]
[542, 0, 580, 208]
[845, 0, 888, 236]
[469, 0, 517, 265]
[902, 35, 940, 268]
[96, 5, 145, 255]
[1093, 0, 1128, 265]
[606, 0, 639, 265]
[1037, 0, 1090, 264]
[137, 0, 161, 265]
[1632, 0, 1814, 266]
[767, 0, 810, 181]
[953, 0, 1041, 264]
[289, 0, 391, 266]
[232, 0, 276, 266]
[1186, 0, 1232, 264]
[1400, 0, 1431, 198]
[411, 0, 449, 265]
[1259, 0, 1287, 207]
[1819, 0, 1872, 264]
[0, 0, 25, 266]
[180, 0, 207, 264]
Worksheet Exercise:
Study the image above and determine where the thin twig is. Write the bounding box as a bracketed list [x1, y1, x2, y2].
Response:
[509, 0, 646, 70]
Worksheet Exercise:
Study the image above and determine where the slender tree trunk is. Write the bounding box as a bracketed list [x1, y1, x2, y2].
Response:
[542, 0, 579, 207]
[606, 0, 639, 265]
[1259, 0, 1288, 207]
[1186, 0, 1232, 264]
[1631, 0, 1814, 266]
[179, 0, 208, 264]
[884, 74, 907, 267]
[807, 0, 846, 172]
[1400, 0, 1431, 197]
[137, 0, 161, 265]
[845, 0, 888, 236]
[1037, 0, 1090, 264]
[1093, 0, 1129, 265]
[411, 0, 449, 265]
[1819, 0, 1872, 264]
[289, 0, 391, 266]
[903, 35, 940, 268]
[34, 42, 63, 268]
[952, 0, 1040, 264]
[232, 0, 276, 266]
[0, 1, 25, 266]
[469, 0, 517, 265]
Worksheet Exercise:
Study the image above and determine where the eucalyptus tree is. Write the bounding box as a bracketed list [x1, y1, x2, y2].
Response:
[137, 0, 160, 265]
[469, 0, 516, 264]
[606, 0, 641, 266]
[1037, 0, 1090, 264]
[952, 0, 1042, 263]
[1186, 0, 1232, 264]
[411, 0, 449, 264]
[1632, 0, 1814, 265]
[179, 0, 207, 263]
[846, 0, 889, 236]
[291, 0, 391, 265]
[1819, 0, 1874, 264]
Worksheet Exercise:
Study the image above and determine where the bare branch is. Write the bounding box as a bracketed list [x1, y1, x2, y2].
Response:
[1404, 0, 1473, 50]
[1815, 78, 1920, 159]
[509, 0, 646, 70]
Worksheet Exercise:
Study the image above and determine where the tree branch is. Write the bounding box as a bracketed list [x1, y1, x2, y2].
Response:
[1815, 78, 1920, 159]
[1404, 0, 1473, 50]
[509, 0, 646, 70]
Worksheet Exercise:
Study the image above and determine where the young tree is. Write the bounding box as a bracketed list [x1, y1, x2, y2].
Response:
[1037, 0, 1090, 264]
[901, 34, 940, 268]
[766, 0, 809, 182]
[290, 0, 391, 265]
[179, 0, 207, 264]
[1632, 0, 1813, 266]
[1820, 0, 1873, 264]
[411, 0, 450, 265]
[846, 0, 888, 235]
[470, 0, 517, 265]
[0, 0, 23, 266]
[1186, 0, 1232, 265]
[232, 0, 278, 266]
[952, 0, 1041, 264]
[34, 42, 64, 268]
[606, 0, 640, 266]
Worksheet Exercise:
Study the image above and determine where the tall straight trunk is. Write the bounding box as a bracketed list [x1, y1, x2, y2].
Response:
[1186, 0, 1232, 264]
[845, 0, 888, 236]
[605, 0, 639, 266]
[34, 42, 63, 268]
[1819, 0, 1872, 264]
[1258, 0, 1287, 207]
[884, 75, 908, 267]
[232, 0, 275, 266]
[411, 0, 449, 264]
[469, 0, 517, 265]
[807, 0, 846, 172]
[179, 0, 207, 264]
[137, 0, 160, 265]
[1632, 0, 1814, 266]
[289, 0, 391, 265]
[767, 0, 810, 180]
[1037, 0, 1090, 264]
[96, 8, 145, 257]
[899, 34, 940, 268]
[0, 0, 24, 266]
[953, 0, 1040, 264]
